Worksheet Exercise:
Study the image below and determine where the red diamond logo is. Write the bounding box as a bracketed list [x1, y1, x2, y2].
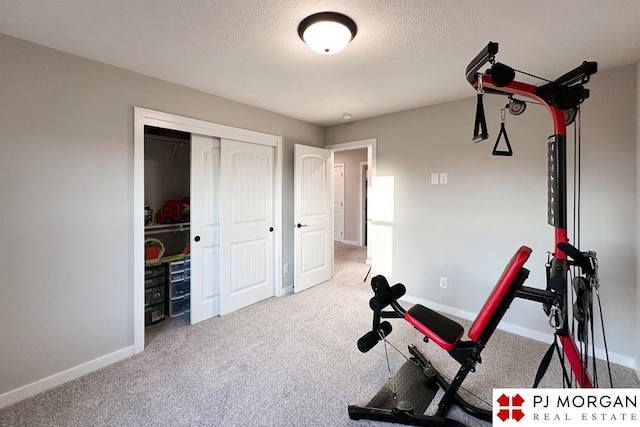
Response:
[497, 409, 510, 421]
[512, 394, 525, 406]
[513, 409, 525, 421]
[495, 393, 525, 422]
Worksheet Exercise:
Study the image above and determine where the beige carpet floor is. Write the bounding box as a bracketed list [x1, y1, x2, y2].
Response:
[1, 242, 637, 427]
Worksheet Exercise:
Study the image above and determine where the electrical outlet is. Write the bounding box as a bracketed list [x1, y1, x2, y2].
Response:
[439, 172, 448, 184]
[439, 277, 448, 289]
[431, 173, 439, 184]
[284, 263, 289, 274]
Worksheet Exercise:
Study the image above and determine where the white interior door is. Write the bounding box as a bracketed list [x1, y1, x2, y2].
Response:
[190, 134, 221, 324]
[220, 139, 275, 315]
[333, 164, 345, 242]
[294, 144, 333, 293]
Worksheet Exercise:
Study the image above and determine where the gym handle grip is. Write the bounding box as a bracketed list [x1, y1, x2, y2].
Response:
[357, 321, 392, 353]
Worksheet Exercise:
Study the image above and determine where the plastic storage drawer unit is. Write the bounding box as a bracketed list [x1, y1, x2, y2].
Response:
[145, 303, 165, 325]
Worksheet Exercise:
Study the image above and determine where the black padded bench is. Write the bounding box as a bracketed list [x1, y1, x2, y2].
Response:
[349, 246, 532, 426]
[405, 246, 531, 352]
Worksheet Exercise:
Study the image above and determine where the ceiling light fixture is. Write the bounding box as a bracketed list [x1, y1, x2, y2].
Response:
[298, 12, 357, 55]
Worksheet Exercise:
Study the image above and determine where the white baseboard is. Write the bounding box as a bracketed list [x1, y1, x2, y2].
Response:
[342, 240, 361, 246]
[400, 294, 635, 370]
[0, 345, 135, 410]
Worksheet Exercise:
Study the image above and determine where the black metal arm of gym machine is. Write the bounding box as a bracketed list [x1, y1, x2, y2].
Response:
[557, 242, 597, 276]
[516, 286, 556, 305]
[465, 41, 597, 92]
[465, 41, 498, 84]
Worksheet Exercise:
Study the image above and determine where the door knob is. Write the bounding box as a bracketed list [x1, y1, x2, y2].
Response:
[194, 235, 201, 242]
[296, 223, 308, 228]
[269, 227, 274, 232]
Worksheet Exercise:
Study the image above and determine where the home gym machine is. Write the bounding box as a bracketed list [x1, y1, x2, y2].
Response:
[348, 42, 610, 426]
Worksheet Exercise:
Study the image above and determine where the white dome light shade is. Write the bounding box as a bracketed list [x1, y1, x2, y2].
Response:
[303, 20, 352, 55]
[298, 12, 357, 55]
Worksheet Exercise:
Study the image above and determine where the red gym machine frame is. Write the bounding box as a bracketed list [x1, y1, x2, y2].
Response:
[466, 41, 598, 388]
[348, 42, 602, 427]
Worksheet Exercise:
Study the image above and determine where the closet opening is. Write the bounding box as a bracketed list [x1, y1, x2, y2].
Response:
[143, 125, 192, 342]
[134, 107, 283, 354]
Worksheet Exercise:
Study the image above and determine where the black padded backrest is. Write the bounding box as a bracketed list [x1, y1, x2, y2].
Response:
[467, 246, 531, 342]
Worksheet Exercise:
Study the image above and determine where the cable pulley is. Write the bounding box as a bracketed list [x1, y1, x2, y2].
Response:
[488, 62, 515, 87]
[507, 97, 526, 115]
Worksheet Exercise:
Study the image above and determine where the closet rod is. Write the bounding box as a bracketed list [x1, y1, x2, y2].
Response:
[144, 135, 190, 146]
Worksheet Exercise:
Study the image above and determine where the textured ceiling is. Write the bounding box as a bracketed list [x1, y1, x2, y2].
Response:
[1, 1, 640, 126]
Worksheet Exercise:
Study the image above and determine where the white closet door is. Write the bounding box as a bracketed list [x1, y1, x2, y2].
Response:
[294, 144, 333, 293]
[220, 139, 275, 315]
[190, 134, 221, 324]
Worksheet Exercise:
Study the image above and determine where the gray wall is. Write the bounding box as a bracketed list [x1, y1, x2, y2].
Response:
[0, 34, 323, 395]
[334, 148, 368, 244]
[326, 64, 638, 362]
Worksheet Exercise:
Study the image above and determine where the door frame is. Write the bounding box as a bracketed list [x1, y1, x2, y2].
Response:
[359, 161, 368, 246]
[324, 139, 376, 264]
[333, 163, 345, 243]
[133, 107, 283, 354]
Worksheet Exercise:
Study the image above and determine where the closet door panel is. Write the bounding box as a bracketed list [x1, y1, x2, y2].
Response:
[190, 134, 221, 323]
[220, 139, 274, 315]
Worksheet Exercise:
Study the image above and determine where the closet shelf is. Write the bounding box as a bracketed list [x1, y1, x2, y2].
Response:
[145, 223, 190, 235]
